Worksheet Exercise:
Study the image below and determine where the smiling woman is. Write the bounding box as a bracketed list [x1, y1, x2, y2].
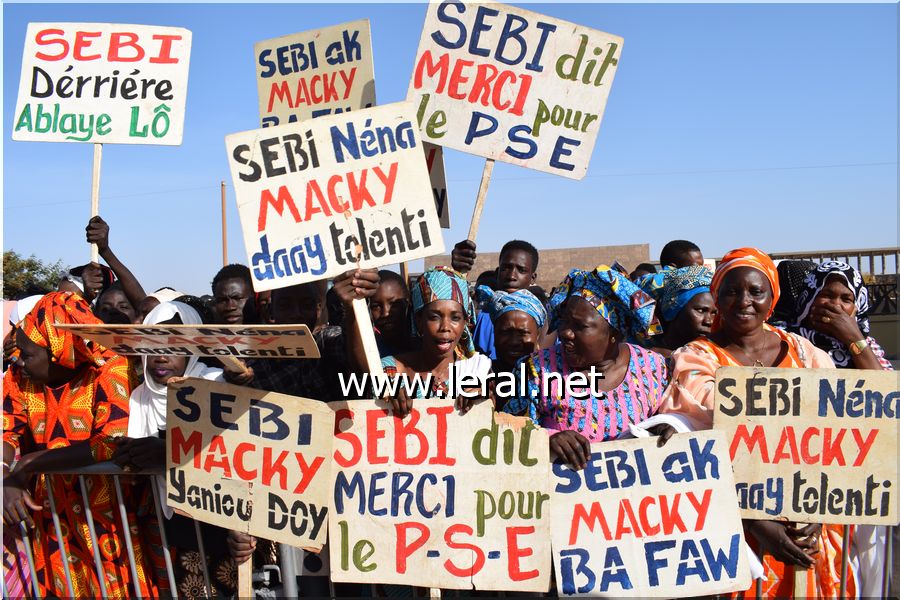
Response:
[657, 247, 856, 599]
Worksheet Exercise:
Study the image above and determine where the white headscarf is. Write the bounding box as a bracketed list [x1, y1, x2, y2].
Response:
[148, 288, 185, 303]
[127, 301, 223, 438]
[127, 301, 222, 519]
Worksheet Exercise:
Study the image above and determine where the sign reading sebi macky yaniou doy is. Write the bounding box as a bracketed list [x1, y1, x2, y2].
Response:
[13, 22, 191, 144]
[225, 101, 444, 292]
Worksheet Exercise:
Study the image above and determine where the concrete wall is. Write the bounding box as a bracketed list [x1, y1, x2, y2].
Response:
[423, 243, 650, 292]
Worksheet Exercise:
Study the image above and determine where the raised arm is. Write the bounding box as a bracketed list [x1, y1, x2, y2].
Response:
[86, 216, 147, 309]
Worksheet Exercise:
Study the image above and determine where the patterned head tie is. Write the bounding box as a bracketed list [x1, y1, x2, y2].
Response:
[410, 266, 476, 358]
[548, 265, 662, 342]
[475, 285, 547, 329]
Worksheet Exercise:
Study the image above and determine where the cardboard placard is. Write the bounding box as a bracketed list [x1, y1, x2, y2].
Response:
[408, 0, 622, 179]
[256, 20, 375, 128]
[425, 142, 450, 228]
[551, 432, 751, 597]
[328, 399, 551, 591]
[166, 379, 335, 550]
[13, 22, 191, 144]
[714, 366, 899, 525]
[58, 323, 320, 359]
[226, 101, 445, 292]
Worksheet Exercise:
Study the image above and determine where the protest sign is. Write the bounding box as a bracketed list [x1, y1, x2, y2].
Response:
[714, 366, 899, 525]
[58, 323, 320, 359]
[256, 20, 375, 128]
[225, 101, 445, 292]
[328, 398, 551, 591]
[408, 0, 622, 180]
[551, 432, 751, 597]
[13, 22, 192, 144]
[425, 142, 451, 228]
[166, 379, 335, 550]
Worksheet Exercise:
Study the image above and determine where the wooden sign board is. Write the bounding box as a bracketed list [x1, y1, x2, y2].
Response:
[551, 432, 751, 597]
[714, 366, 899, 525]
[328, 398, 552, 591]
[425, 142, 450, 228]
[256, 19, 375, 127]
[408, 0, 622, 179]
[58, 323, 320, 359]
[166, 379, 335, 550]
[225, 101, 445, 292]
[13, 22, 191, 144]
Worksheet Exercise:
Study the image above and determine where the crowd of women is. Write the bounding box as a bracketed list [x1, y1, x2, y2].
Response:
[1, 216, 894, 598]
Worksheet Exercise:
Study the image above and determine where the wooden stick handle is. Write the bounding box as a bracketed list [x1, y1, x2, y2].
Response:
[90, 143, 103, 263]
[220, 354, 251, 375]
[352, 298, 385, 381]
[466, 158, 495, 244]
[237, 558, 253, 598]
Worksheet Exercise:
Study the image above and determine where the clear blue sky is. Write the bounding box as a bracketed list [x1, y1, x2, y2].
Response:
[3, 2, 897, 295]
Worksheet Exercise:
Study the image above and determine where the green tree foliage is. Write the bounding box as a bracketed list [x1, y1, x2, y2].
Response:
[3, 250, 66, 299]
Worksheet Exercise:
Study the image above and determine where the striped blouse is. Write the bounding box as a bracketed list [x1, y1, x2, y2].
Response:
[502, 342, 669, 442]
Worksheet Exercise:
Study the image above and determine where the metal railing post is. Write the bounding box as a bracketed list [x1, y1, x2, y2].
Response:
[149, 477, 179, 598]
[112, 475, 143, 599]
[19, 522, 42, 600]
[45, 475, 76, 598]
[193, 520, 213, 598]
[78, 475, 110, 600]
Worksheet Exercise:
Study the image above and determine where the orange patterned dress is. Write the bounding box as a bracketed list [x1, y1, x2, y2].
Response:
[660, 326, 857, 598]
[2, 293, 163, 598]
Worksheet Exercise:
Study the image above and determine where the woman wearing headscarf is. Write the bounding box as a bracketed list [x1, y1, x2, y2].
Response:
[503, 266, 668, 470]
[785, 260, 892, 371]
[381, 267, 491, 418]
[639, 265, 717, 357]
[658, 248, 852, 598]
[113, 301, 233, 599]
[475, 286, 547, 375]
[1, 292, 160, 598]
[783, 261, 893, 598]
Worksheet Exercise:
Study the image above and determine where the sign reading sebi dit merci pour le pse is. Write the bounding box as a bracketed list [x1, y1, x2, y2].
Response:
[408, 0, 623, 179]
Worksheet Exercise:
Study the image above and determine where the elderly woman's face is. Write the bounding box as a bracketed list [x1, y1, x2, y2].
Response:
[557, 296, 614, 370]
[716, 267, 773, 335]
[15, 329, 50, 385]
[415, 300, 466, 359]
[494, 311, 539, 369]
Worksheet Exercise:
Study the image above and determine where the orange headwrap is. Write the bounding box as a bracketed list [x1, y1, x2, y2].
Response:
[21, 292, 111, 369]
[709, 247, 780, 330]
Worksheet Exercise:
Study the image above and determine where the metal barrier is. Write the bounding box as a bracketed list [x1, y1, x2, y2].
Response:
[6, 463, 200, 600]
[5, 462, 896, 599]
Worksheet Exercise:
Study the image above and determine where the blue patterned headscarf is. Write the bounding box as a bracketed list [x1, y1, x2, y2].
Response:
[410, 267, 475, 358]
[642, 266, 714, 322]
[475, 286, 547, 328]
[548, 265, 662, 342]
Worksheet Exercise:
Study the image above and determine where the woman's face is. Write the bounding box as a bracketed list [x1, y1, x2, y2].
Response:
[669, 291, 716, 343]
[494, 311, 539, 368]
[95, 289, 136, 324]
[715, 267, 773, 336]
[370, 280, 409, 341]
[414, 300, 466, 359]
[557, 296, 615, 370]
[810, 275, 856, 318]
[15, 330, 50, 385]
[146, 354, 189, 385]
